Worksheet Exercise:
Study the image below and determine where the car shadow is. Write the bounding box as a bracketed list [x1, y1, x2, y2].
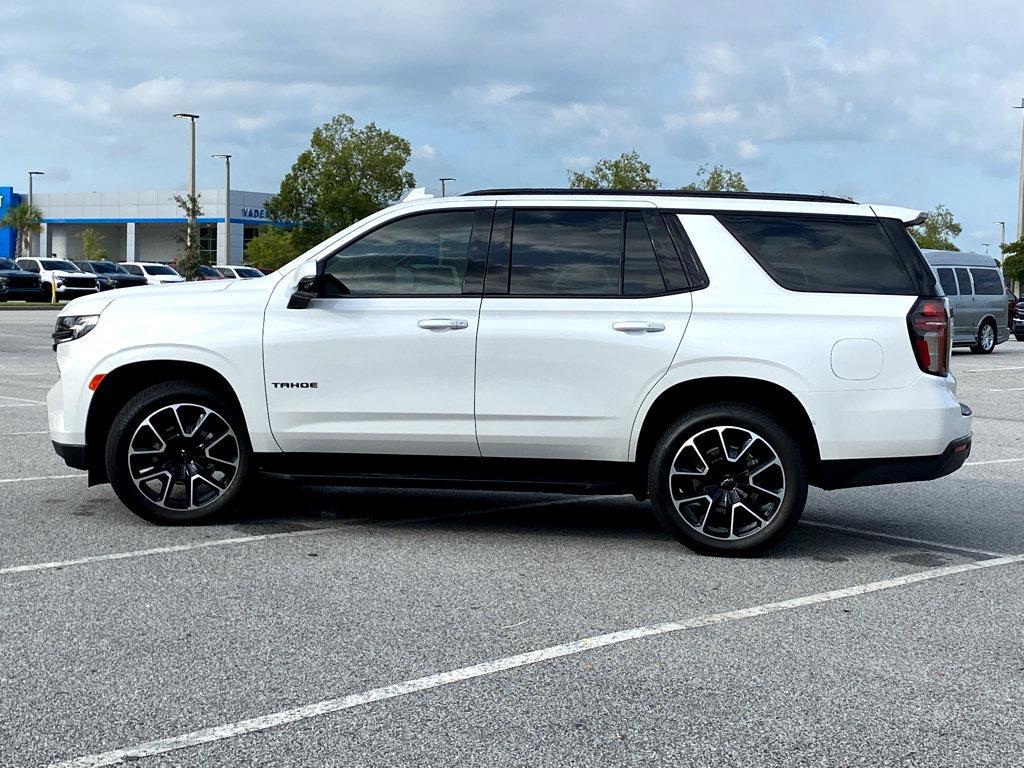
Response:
[220, 483, 960, 563]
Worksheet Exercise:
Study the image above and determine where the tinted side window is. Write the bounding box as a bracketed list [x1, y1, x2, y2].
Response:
[123, 264, 141, 275]
[324, 211, 476, 296]
[18, 260, 40, 273]
[937, 268, 958, 296]
[970, 268, 1003, 296]
[954, 267, 973, 295]
[509, 210, 622, 296]
[719, 215, 915, 294]
[623, 212, 667, 295]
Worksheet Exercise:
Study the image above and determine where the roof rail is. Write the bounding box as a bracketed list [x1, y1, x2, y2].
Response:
[461, 188, 857, 204]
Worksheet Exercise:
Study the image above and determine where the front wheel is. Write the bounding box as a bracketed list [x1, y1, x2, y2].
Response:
[970, 320, 997, 354]
[647, 403, 808, 555]
[106, 381, 253, 524]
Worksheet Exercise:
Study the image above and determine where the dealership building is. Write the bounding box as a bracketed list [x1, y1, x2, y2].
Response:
[0, 185, 276, 265]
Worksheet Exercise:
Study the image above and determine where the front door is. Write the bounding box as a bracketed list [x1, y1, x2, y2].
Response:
[264, 206, 492, 456]
[953, 267, 976, 342]
[474, 206, 692, 462]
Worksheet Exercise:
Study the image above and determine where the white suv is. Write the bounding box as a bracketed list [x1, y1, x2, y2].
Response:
[47, 189, 971, 554]
[16, 257, 99, 300]
[119, 262, 186, 285]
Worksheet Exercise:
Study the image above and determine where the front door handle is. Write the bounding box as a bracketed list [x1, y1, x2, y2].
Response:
[613, 321, 666, 333]
[418, 318, 469, 330]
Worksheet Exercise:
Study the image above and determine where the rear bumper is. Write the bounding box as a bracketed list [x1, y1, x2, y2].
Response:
[52, 441, 88, 470]
[814, 434, 972, 490]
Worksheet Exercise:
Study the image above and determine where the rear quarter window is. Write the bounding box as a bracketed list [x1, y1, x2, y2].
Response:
[969, 268, 1003, 296]
[718, 215, 916, 295]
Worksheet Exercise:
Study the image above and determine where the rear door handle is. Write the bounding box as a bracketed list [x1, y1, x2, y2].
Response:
[418, 318, 469, 330]
[613, 321, 665, 333]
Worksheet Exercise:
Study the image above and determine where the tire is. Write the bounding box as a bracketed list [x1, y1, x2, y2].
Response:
[970, 320, 997, 354]
[106, 381, 253, 524]
[647, 403, 808, 555]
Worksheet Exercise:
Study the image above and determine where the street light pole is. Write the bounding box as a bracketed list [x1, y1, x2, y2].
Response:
[213, 155, 231, 265]
[439, 177, 455, 197]
[27, 171, 44, 257]
[173, 113, 200, 250]
[994, 221, 1006, 247]
[982, 243, 990, 256]
[1014, 99, 1024, 240]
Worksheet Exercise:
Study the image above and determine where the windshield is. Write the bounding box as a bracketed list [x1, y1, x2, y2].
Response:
[236, 268, 263, 278]
[90, 262, 127, 274]
[0, 259, 18, 270]
[40, 260, 80, 271]
[144, 264, 179, 276]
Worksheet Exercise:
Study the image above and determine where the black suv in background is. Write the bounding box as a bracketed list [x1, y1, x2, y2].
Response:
[1012, 297, 1024, 341]
[0, 258, 42, 301]
[73, 261, 148, 291]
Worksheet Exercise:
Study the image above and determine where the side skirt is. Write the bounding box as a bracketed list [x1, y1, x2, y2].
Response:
[254, 453, 639, 496]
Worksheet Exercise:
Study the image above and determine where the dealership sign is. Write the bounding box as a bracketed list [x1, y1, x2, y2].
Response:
[241, 207, 268, 219]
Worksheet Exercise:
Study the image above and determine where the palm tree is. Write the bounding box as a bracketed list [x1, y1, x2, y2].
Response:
[0, 202, 44, 259]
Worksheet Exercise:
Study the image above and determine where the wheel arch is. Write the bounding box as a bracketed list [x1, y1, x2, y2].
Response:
[631, 376, 821, 484]
[85, 360, 247, 485]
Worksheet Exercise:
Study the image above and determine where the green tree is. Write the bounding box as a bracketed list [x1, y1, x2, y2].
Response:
[1, 202, 43, 260]
[173, 193, 205, 279]
[266, 114, 416, 253]
[680, 163, 748, 192]
[244, 227, 301, 271]
[1001, 238, 1024, 293]
[910, 204, 962, 250]
[567, 151, 658, 190]
[76, 227, 107, 261]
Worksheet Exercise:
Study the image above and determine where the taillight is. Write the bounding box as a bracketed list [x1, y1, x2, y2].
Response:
[907, 297, 949, 376]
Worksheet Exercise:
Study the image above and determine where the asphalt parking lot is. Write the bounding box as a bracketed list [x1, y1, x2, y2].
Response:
[1, 309, 1022, 767]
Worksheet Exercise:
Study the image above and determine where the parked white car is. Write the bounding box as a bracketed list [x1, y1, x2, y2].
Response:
[119, 262, 185, 285]
[16, 257, 99, 300]
[47, 189, 971, 554]
[215, 266, 265, 279]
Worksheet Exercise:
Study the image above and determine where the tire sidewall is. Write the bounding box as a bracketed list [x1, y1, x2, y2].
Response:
[647, 405, 807, 555]
[106, 383, 252, 524]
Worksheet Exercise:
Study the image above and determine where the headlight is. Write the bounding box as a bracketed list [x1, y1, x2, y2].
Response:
[55, 278, 64, 287]
[0, 277, 8, 288]
[52, 315, 100, 349]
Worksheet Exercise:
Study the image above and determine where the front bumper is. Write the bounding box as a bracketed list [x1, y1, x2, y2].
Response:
[814, 434, 972, 490]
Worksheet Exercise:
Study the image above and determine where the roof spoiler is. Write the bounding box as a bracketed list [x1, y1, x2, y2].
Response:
[870, 205, 927, 226]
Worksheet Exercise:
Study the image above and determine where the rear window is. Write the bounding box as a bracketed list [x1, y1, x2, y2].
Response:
[970, 268, 1003, 296]
[718, 215, 916, 294]
[509, 210, 622, 296]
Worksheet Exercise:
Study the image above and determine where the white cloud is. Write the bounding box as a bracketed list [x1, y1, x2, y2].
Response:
[414, 144, 437, 160]
[737, 140, 761, 160]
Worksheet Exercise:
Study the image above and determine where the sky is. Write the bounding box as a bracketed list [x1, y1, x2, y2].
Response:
[2, 0, 1023, 253]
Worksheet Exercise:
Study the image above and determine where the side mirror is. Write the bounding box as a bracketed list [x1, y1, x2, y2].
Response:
[288, 274, 321, 309]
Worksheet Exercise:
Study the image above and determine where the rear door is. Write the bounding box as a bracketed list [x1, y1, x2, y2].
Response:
[473, 205, 692, 461]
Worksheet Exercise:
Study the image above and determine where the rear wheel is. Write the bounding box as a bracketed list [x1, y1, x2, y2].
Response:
[106, 381, 253, 524]
[647, 403, 808, 555]
[970, 320, 996, 354]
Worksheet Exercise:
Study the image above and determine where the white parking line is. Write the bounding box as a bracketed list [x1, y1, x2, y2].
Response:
[0, 395, 45, 405]
[0, 403, 45, 408]
[1, 430, 49, 436]
[961, 365, 1024, 373]
[54, 552, 1024, 768]
[0, 473, 86, 485]
[0, 528, 341, 576]
[964, 457, 1024, 467]
[0, 497, 588, 577]
[802, 520, 1007, 558]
